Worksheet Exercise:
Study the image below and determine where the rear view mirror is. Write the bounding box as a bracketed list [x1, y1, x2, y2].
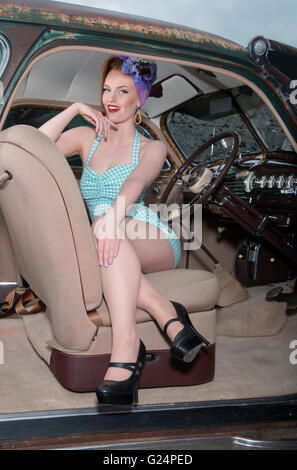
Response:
[142, 75, 199, 118]
[209, 96, 232, 115]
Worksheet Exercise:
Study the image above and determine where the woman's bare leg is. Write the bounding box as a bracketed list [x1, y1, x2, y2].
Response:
[98, 217, 183, 382]
[136, 273, 183, 337]
[99, 235, 142, 381]
[126, 220, 184, 341]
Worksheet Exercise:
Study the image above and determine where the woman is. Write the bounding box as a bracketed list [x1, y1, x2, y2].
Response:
[39, 55, 208, 406]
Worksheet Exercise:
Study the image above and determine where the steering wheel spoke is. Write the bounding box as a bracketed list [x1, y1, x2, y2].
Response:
[161, 132, 239, 210]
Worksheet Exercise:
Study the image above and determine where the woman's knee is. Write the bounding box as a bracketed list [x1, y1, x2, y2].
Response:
[123, 217, 176, 271]
[131, 237, 176, 272]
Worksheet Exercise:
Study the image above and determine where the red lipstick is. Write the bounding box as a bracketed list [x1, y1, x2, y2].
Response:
[108, 105, 120, 113]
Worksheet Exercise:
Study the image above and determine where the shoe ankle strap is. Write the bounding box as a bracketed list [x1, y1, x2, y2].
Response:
[109, 362, 138, 372]
[163, 317, 180, 336]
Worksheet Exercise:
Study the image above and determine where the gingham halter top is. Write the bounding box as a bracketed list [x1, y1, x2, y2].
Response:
[79, 128, 181, 268]
[80, 129, 145, 220]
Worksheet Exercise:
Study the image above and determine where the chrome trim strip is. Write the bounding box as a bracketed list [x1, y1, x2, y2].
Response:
[233, 437, 297, 450]
[1, 393, 297, 422]
[0, 34, 10, 81]
[54, 436, 297, 450]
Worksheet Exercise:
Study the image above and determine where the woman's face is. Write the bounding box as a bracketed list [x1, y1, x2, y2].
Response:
[102, 68, 139, 124]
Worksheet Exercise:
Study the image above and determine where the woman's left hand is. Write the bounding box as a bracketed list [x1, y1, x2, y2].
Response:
[92, 211, 122, 267]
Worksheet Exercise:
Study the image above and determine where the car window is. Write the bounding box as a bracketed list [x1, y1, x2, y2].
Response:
[3, 107, 92, 167]
[4, 106, 172, 171]
[165, 89, 262, 164]
[137, 124, 172, 173]
[231, 86, 294, 152]
[165, 85, 294, 164]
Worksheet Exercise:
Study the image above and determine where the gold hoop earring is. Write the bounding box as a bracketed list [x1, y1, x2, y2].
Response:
[134, 109, 142, 125]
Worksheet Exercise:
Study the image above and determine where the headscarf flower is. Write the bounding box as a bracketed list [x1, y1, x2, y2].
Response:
[116, 56, 157, 107]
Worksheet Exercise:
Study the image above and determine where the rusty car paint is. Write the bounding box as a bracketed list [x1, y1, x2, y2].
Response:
[0, 0, 245, 53]
[0, 22, 45, 86]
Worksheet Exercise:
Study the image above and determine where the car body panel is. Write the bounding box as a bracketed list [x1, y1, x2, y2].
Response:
[0, 0, 245, 52]
[0, 1, 296, 149]
[1, 395, 297, 449]
[0, 22, 45, 93]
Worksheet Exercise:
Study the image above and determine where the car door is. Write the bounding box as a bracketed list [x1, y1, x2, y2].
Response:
[0, 23, 46, 285]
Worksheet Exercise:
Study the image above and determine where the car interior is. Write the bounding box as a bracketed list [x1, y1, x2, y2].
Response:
[0, 47, 296, 415]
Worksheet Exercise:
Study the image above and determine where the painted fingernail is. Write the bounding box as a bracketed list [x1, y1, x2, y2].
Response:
[104, 262, 109, 267]
[109, 259, 113, 265]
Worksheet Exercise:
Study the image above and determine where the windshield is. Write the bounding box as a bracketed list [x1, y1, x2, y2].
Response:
[232, 86, 294, 152]
[166, 85, 294, 163]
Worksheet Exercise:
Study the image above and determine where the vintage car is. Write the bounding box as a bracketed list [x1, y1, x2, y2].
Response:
[0, 0, 296, 450]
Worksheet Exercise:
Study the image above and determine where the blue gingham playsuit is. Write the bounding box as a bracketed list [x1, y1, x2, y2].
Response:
[80, 129, 181, 268]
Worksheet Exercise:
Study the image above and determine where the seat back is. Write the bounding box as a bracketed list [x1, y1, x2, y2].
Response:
[0, 125, 100, 350]
[0, 205, 17, 282]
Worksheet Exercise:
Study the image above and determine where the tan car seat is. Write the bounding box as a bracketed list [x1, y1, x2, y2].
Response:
[0, 125, 219, 392]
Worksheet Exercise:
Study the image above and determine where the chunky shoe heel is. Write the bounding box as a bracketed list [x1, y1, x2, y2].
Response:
[164, 301, 209, 363]
[96, 339, 146, 407]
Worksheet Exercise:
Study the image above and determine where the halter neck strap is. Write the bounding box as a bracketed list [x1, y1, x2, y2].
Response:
[86, 128, 140, 167]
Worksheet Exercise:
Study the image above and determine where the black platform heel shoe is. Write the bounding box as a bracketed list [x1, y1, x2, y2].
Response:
[164, 301, 210, 363]
[96, 339, 146, 406]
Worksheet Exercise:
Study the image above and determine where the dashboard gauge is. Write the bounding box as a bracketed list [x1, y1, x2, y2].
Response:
[286, 174, 295, 190]
[276, 175, 285, 189]
[267, 175, 276, 188]
[243, 171, 256, 193]
[258, 176, 267, 188]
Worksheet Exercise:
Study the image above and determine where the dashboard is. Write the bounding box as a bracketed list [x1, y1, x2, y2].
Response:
[222, 156, 297, 220]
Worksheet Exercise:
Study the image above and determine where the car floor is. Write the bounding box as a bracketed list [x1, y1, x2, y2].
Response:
[0, 284, 296, 414]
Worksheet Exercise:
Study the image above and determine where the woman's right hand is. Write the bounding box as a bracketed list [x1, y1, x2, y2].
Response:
[92, 211, 123, 267]
[76, 102, 117, 139]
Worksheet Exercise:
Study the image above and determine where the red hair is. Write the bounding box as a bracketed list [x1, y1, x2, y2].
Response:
[100, 56, 123, 106]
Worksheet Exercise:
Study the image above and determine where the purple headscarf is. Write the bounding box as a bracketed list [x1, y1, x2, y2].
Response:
[116, 56, 157, 107]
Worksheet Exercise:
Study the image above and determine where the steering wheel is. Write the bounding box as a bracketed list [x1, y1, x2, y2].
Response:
[161, 132, 239, 219]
